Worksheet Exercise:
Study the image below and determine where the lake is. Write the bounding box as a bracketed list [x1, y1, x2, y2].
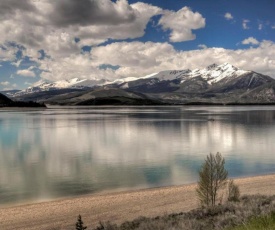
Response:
[1, 106, 275, 207]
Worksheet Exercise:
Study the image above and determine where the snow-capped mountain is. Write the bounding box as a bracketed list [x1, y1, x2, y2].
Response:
[115, 63, 250, 89]
[14, 63, 248, 94]
[110, 63, 260, 94]
[14, 78, 109, 96]
[11, 63, 275, 105]
[185, 63, 249, 85]
[14, 63, 250, 96]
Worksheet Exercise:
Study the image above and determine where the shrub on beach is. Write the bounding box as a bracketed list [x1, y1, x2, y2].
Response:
[196, 152, 241, 207]
[196, 152, 228, 207]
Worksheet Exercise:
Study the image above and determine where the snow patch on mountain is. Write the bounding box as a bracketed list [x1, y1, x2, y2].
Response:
[14, 78, 109, 96]
[147, 70, 191, 81]
[182, 63, 250, 85]
[110, 77, 141, 85]
[143, 72, 158, 79]
[135, 63, 250, 86]
[108, 70, 191, 85]
[108, 72, 159, 85]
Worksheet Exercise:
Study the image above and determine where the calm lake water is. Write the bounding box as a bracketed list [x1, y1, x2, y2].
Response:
[1, 106, 275, 207]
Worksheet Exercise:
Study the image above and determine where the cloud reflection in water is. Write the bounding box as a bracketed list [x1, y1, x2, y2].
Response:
[1, 106, 275, 206]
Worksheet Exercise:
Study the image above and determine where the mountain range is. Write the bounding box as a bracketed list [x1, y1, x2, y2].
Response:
[5, 63, 275, 105]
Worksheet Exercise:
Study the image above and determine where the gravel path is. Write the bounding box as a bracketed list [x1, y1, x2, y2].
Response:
[0, 174, 275, 230]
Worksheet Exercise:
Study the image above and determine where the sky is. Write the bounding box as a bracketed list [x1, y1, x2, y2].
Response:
[0, 0, 275, 90]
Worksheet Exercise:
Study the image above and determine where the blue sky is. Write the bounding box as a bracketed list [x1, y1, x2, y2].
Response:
[0, 0, 275, 90]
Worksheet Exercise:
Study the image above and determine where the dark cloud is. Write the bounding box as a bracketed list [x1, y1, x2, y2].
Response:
[49, 0, 137, 27]
[0, 0, 36, 20]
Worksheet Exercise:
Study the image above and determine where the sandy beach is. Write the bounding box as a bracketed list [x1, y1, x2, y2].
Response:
[0, 174, 275, 230]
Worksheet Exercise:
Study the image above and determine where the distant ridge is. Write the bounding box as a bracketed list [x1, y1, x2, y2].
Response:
[0, 93, 13, 106]
[0, 92, 46, 108]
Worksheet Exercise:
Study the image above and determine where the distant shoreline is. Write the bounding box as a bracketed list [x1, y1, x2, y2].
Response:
[2, 103, 275, 108]
[1, 173, 275, 230]
[0, 101, 46, 108]
[45, 102, 275, 106]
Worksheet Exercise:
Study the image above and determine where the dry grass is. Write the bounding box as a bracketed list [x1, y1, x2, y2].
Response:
[94, 195, 275, 230]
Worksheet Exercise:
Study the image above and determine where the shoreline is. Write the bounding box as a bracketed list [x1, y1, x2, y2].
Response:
[1, 174, 275, 230]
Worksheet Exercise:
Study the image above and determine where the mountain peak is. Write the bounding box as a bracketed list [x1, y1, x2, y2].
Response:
[206, 63, 218, 70]
[218, 62, 238, 70]
[68, 78, 83, 84]
[31, 79, 49, 87]
[205, 63, 239, 72]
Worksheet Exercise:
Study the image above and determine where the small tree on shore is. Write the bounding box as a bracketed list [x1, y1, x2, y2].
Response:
[197, 152, 228, 206]
[76, 215, 87, 230]
[227, 179, 240, 202]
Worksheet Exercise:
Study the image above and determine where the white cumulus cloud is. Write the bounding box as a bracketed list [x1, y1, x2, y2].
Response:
[198, 44, 207, 49]
[158, 7, 205, 42]
[91, 40, 275, 78]
[35, 39, 275, 82]
[242, 37, 260, 45]
[17, 67, 36, 77]
[0, 81, 10, 86]
[0, 0, 274, 86]
[39, 53, 117, 81]
[242, 19, 250, 29]
[224, 13, 233, 20]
